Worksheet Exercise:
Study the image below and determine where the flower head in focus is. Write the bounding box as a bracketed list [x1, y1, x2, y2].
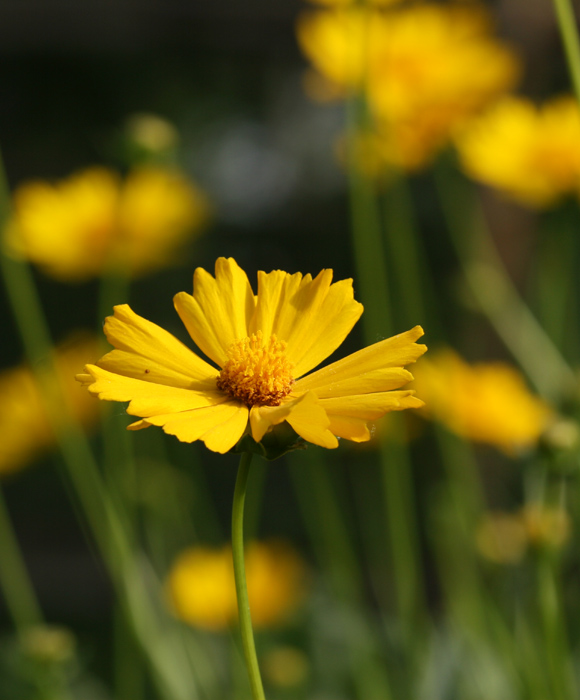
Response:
[77, 258, 426, 454]
[0, 335, 100, 475]
[4, 166, 210, 281]
[476, 505, 571, 564]
[297, 2, 519, 171]
[412, 349, 551, 454]
[166, 541, 308, 630]
[455, 95, 580, 208]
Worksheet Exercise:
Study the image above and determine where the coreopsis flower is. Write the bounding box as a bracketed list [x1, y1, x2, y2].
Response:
[476, 505, 571, 564]
[307, 0, 400, 7]
[455, 95, 580, 208]
[167, 541, 308, 630]
[77, 258, 426, 455]
[412, 349, 551, 454]
[0, 335, 100, 475]
[297, 3, 519, 171]
[4, 166, 209, 282]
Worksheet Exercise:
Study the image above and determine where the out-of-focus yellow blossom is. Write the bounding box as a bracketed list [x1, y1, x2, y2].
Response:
[456, 95, 580, 208]
[476, 505, 571, 564]
[412, 350, 552, 453]
[125, 113, 179, 154]
[297, 3, 518, 170]
[476, 512, 527, 564]
[0, 335, 100, 475]
[4, 166, 209, 281]
[306, 0, 400, 7]
[20, 625, 76, 664]
[167, 541, 308, 631]
[262, 647, 309, 688]
[521, 504, 571, 549]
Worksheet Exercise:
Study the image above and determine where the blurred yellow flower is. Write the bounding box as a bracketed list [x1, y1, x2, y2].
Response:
[297, 3, 519, 170]
[456, 95, 580, 208]
[167, 541, 308, 630]
[4, 166, 210, 281]
[476, 505, 571, 564]
[0, 335, 100, 475]
[306, 0, 400, 7]
[125, 113, 179, 154]
[77, 257, 426, 454]
[412, 350, 552, 453]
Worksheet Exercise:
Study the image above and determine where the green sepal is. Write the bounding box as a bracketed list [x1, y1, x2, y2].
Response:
[231, 423, 308, 461]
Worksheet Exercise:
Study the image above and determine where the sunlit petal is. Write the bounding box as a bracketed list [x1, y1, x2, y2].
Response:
[101, 304, 217, 389]
[252, 268, 363, 378]
[174, 257, 256, 367]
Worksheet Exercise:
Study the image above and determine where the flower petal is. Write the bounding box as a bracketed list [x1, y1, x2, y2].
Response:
[326, 415, 371, 442]
[250, 391, 338, 449]
[296, 326, 426, 397]
[100, 304, 216, 389]
[141, 402, 248, 453]
[320, 391, 424, 420]
[251, 268, 363, 378]
[174, 258, 256, 367]
[200, 405, 249, 453]
[83, 365, 224, 417]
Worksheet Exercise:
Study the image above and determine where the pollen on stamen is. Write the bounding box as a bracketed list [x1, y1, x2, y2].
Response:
[216, 331, 295, 407]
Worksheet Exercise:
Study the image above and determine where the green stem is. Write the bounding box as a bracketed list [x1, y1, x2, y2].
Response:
[552, 0, 580, 104]
[382, 175, 425, 327]
[346, 96, 393, 341]
[232, 452, 265, 700]
[0, 485, 44, 634]
[288, 450, 394, 700]
[0, 152, 206, 700]
[434, 159, 575, 402]
[379, 431, 427, 636]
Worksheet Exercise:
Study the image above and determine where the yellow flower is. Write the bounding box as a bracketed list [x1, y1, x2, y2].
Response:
[306, 0, 400, 7]
[166, 541, 308, 630]
[4, 166, 209, 281]
[297, 3, 519, 170]
[0, 335, 100, 475]
[455, 95, 580, 208]
[476, 505, 571, 564]
[412, 349, 551, 453]
[77, 258, 426, 454]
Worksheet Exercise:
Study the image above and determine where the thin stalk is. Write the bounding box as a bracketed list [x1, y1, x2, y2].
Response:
[0, 151, 206, 700]
[551, 0, 580, 103]
[0, 485, 44, 633]
[288, 450, 395, 700]
[346, 96, 393, 341]
[534, 207, 579, 356]
[433, 160, 575, 402]
[346, 88, 426, 677]
[379, 431, 427, 635]
[382, 175, 426, 326]
[536, 552, 577, 700]
[231, 452, 265, 700]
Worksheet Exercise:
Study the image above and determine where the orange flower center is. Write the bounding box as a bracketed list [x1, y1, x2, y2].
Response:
[216, 332, 295, 407]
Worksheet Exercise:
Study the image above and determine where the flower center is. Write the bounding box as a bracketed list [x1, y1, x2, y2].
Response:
[216, 331, 295, 407]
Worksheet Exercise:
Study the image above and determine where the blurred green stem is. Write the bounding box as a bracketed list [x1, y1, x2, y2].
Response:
[0, 485, 44, 634]
[346, 96, 392, 341]
[288, 449, 394, 700]
[382, 175, 425, 326]
[536, 552, 577, 700]
[535, 208, 579, 356]
[232, 452, 266, 700]
[0, 150, 206, 700]
[379, 429, 427, 637]
[433, 159, 575, 402]
[346, 93, 426, 669]
[552, 0, 580, 103]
